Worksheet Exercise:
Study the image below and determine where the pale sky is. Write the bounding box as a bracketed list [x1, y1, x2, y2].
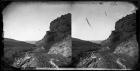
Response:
[3, 2, 136, 41]
[3, 2, 71, 41]
[72, 2, 136, 40]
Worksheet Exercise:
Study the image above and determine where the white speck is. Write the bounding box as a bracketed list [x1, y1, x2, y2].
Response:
[49, 59, 59, 68]
[91, 55, 96, 59]
[116, 58, 126, 69]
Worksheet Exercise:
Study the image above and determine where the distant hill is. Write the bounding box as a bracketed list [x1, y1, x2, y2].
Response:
[71, 38, 102, 67]
[3, 38, 37, 66]
[89, 40, 103, 44]
[72, 38, 101, 57]
[4, 38, 36, 47]
[25, 41, 37, 44]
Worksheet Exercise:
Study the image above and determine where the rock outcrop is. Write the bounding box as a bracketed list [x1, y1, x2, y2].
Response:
[36, 13, 71, 51]
[101, 13, 137, 52]
[76, 13, 138, 69]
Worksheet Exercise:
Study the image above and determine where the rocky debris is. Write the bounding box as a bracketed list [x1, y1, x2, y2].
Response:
[76, 50, 135, 69]
[47, 35, 72, 67]
[76, 52, 120, 69]
[12, 52, 71, 69]
[77, 52, 101, 68]
[76, 13, 138, 69]
[114, 35, 138, 58]
[48, 35, 71, 58]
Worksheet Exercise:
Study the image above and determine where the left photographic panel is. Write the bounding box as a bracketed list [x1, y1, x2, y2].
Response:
[2, 1, 71, 70]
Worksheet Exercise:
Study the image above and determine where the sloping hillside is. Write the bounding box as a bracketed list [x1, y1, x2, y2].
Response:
[71, 38, 102, 67]
[72, 38, 101, 57]
[89, 40, 103, 44]
[36, 13, 71, 52]
[4, 38, 36, 47]
[3, 38, 37, 65]
[25, 41, 37, 44]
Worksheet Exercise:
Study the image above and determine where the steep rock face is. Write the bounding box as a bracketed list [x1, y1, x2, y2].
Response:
[36, 13, 71, 51]
[112, 13, 138, 68]
[46, 13, 71, 67]
[35, 13, 71, 58]
[101, 13, 137, 52]
[77, 13, 138, 69]
[115, 13, 136, 32]
[50, 13, 71, 34]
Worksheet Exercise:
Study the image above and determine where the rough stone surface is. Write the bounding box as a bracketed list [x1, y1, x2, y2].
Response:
[101, 13, 137, 51]
[12, 52, 71, 69]
[114, 35, 138, 58]
[48, 35, 71, 58]
[36, 13, 71, 51]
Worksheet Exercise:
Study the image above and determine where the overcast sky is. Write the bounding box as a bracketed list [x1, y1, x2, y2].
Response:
[3, 2, 136, 41]
[72, 2, 136, 40]
[3, 2, 71, 41]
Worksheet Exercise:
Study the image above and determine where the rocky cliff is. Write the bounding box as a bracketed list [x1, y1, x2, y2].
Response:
[76, 13, 138, 69]
[101, 13, 137, 52]
[36, 13, 71, 51]
[12, 13, 71, 69]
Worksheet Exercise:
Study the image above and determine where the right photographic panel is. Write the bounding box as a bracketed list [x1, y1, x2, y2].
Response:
[72, 1, 138, 70]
